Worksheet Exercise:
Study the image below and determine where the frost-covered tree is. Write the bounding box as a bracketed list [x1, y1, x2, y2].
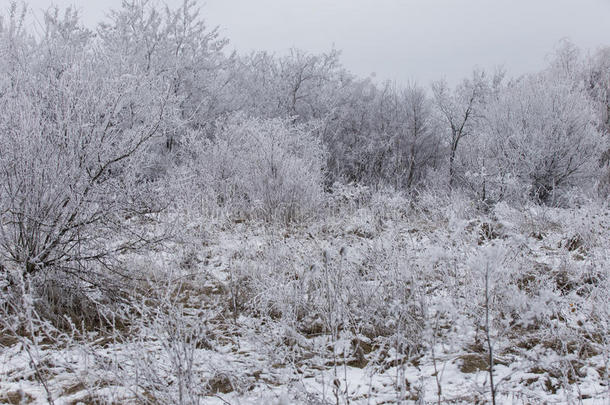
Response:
[544, 40, 610, 199]
[0, 5, 168, 280]
[321, 79, 441, 189]
[98, 0, 231, 147]
[390, 83, 439, 188]
[483, 72, 604, 203]
[587, 47, 610, 136]
[235, 49, 346, 121]
[585, 47, 610, 197]
[432, 70, 490, 189]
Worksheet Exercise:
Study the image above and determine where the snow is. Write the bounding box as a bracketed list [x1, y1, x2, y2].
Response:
[2, 196, 608, 404]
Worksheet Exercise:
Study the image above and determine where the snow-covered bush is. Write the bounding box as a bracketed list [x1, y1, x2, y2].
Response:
[0, 6, 169, 289]
[182, 116, 327, 223]
[326, 182, 372, 215]
[481, 73, 604, 205]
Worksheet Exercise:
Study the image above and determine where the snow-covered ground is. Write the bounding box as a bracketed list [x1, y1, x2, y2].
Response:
[1, 192, 609, 404]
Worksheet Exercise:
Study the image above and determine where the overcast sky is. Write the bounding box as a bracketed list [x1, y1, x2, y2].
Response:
[19, 0, 610, 84]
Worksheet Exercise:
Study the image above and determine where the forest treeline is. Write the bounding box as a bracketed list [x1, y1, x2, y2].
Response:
[0, 0, 608, 286]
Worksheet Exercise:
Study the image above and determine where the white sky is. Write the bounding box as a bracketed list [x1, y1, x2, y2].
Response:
[18, 0, 610, 85]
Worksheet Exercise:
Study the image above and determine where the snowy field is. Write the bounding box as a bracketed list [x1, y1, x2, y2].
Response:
[2, 191, 608, 404]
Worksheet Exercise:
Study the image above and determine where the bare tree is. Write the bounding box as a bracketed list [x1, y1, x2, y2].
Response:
[432, 71, 488, 189]
[401, 83, 438, 188]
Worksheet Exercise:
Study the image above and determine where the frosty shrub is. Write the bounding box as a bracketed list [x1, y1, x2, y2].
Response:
[0, 7, 169, 284]
[184, 116, 327, 223]
[325, 182, 372, 216]
[482, 73, 604, 205]
[120, 284, 211, 405]
[228, 234, 426, 368]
